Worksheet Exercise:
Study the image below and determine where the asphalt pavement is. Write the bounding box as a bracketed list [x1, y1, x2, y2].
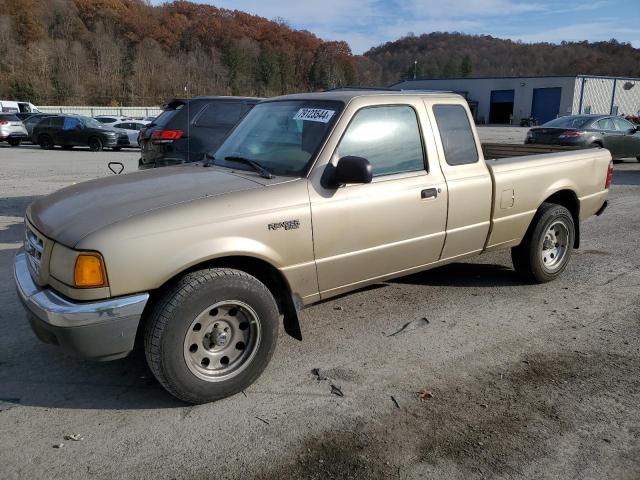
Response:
[0, 130, 638, 479]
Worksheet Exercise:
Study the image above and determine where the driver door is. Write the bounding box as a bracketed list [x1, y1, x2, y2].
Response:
[308, 103, 447, 298]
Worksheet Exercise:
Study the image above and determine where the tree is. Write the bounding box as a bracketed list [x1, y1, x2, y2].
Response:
[459, 55, 472, 77]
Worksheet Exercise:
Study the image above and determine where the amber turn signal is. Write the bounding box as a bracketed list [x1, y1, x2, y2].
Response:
[74, 254, 107, 288]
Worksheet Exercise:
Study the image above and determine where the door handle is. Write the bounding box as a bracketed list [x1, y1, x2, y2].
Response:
[421, 188, 438, 199]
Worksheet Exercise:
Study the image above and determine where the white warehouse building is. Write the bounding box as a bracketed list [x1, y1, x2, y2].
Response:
[392, 75, 640, 125]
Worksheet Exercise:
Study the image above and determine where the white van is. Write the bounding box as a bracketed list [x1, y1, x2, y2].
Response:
[0, 100, 40, 114]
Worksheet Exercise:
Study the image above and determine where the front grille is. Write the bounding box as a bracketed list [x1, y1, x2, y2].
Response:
[24, 223, 44, 277]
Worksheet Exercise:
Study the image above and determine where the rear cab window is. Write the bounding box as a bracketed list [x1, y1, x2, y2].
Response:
[433, 105, 478, 166]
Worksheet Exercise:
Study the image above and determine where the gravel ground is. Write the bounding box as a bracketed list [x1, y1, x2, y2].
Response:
[0, 129, 639, 480]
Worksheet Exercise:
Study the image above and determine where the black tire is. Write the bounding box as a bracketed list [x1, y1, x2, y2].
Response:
[88, 136, 103, 152]
[38, 135, 54, 150]
[636, 156, 640, 163]
[61, 145, 74, 150]
[511, 202, 575, 283]
[8, 138, 21, 147]
[144, 268, 279, 404]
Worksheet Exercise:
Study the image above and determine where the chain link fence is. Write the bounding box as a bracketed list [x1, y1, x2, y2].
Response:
[572, 75, 640, 117]
[38, 106, 163, 118]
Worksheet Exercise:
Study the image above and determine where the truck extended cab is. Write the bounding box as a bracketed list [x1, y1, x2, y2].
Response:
[15, 91, 612, 403]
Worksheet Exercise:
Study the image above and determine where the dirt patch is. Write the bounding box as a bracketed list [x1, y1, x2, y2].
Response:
[255, 349, 640, 479]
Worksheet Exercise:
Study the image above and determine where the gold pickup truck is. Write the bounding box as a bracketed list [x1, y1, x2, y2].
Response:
[15, 91, 612, 403]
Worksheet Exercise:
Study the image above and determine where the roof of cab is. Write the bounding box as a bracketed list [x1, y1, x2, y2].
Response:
[267, 89, 463, 103]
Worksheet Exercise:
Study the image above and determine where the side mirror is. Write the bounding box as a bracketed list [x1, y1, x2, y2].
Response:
[330, 156, 373, 187]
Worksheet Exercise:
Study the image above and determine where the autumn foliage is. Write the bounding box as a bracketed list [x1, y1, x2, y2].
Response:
[0, 0, 362, 105]
[1, 1, 639, 106]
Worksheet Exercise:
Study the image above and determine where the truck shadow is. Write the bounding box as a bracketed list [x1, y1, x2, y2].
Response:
[391, 262, 521, 288]
[0, 245, 184, 410]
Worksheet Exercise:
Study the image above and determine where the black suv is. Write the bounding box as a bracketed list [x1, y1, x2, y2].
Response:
[138, 96, 261, 169]
[32, 115, 129, 151]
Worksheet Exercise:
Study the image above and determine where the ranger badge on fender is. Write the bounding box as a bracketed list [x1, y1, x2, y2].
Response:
[268, 219, 300, 231]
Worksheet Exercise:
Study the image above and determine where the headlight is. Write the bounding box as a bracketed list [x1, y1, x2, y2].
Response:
[74, 253, 108, 288]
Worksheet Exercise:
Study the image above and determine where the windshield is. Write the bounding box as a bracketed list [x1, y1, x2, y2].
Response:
[543, 116, 593, 129]
[213, 100, 344, 176]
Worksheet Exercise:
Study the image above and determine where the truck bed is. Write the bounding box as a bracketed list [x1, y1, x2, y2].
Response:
[484, 148, 611, 251]
[482, 143, 582, 159]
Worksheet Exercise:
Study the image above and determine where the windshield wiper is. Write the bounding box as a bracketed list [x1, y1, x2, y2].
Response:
[222, 156, 275, 179]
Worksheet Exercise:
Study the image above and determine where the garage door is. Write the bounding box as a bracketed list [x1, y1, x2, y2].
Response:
[489, 90, 514, 124]
[531, 87, 562, 124]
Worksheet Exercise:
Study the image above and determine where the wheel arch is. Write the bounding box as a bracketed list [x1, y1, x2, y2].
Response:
[538, 189, 580, 248]
[140, 255, 303, 344]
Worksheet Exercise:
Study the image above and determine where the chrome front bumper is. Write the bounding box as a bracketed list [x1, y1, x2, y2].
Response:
[14, 252, 149, 361]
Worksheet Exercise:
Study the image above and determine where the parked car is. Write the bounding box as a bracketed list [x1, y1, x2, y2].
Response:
[138, 96, 261, 169]
[0, 100, 39, 114]
[111, 120, 149, 147]
[526, 114, 640, 161]
[0, 113, 28, 146]
[32, 115, 129, 151]
[93, 115, 132, 125]
[22, 113, 54, 137]
[15, 91, 611, 403]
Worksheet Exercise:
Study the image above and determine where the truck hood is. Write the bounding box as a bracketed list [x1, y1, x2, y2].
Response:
[28, 165, 265, 247]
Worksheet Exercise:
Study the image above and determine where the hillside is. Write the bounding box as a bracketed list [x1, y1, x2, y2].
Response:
[364, 32, 640, 85]
[0, 0, 362, 105]
[1, 1, 639, 106]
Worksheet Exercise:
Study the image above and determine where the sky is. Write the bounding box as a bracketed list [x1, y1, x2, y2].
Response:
[173, 0, 640, 54]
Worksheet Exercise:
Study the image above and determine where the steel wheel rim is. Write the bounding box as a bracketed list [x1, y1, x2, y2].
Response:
[183, 300, 261, 382]
[540, 220, 569, 271]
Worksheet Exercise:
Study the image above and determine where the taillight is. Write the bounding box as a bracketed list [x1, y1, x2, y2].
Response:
[605, 160, 613, 189]
[558, 130, 584, 138]
[151, 129, 183, 144]
[0, 120, 8, 125]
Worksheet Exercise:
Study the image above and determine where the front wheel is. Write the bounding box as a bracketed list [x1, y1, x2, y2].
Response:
[144, 268, 279, 404]
[88, 137, 103, 152]
[8, 139, 21, 147]
[511, 203, 575, 283]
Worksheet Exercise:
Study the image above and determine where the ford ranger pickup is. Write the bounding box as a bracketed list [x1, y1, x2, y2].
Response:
[14, 91, 612, 403]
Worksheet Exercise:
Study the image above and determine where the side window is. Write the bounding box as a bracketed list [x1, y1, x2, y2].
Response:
[597, 118, 615, 130]
[51, 117, 64, 128]
[63, 117, 81, 130]
[336, 105, 425, 177]
[195, 102, 243, 128]
[613, 117, 633, 131]
[433, 105, 478, 166]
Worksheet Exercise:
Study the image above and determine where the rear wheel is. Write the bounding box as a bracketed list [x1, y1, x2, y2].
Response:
[88, 137, 103, 152]
[511, 203, 575, 283]
[38, 134, 54, 150]
[144, 268, 279, 404]
[8, 139, 21, 147]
